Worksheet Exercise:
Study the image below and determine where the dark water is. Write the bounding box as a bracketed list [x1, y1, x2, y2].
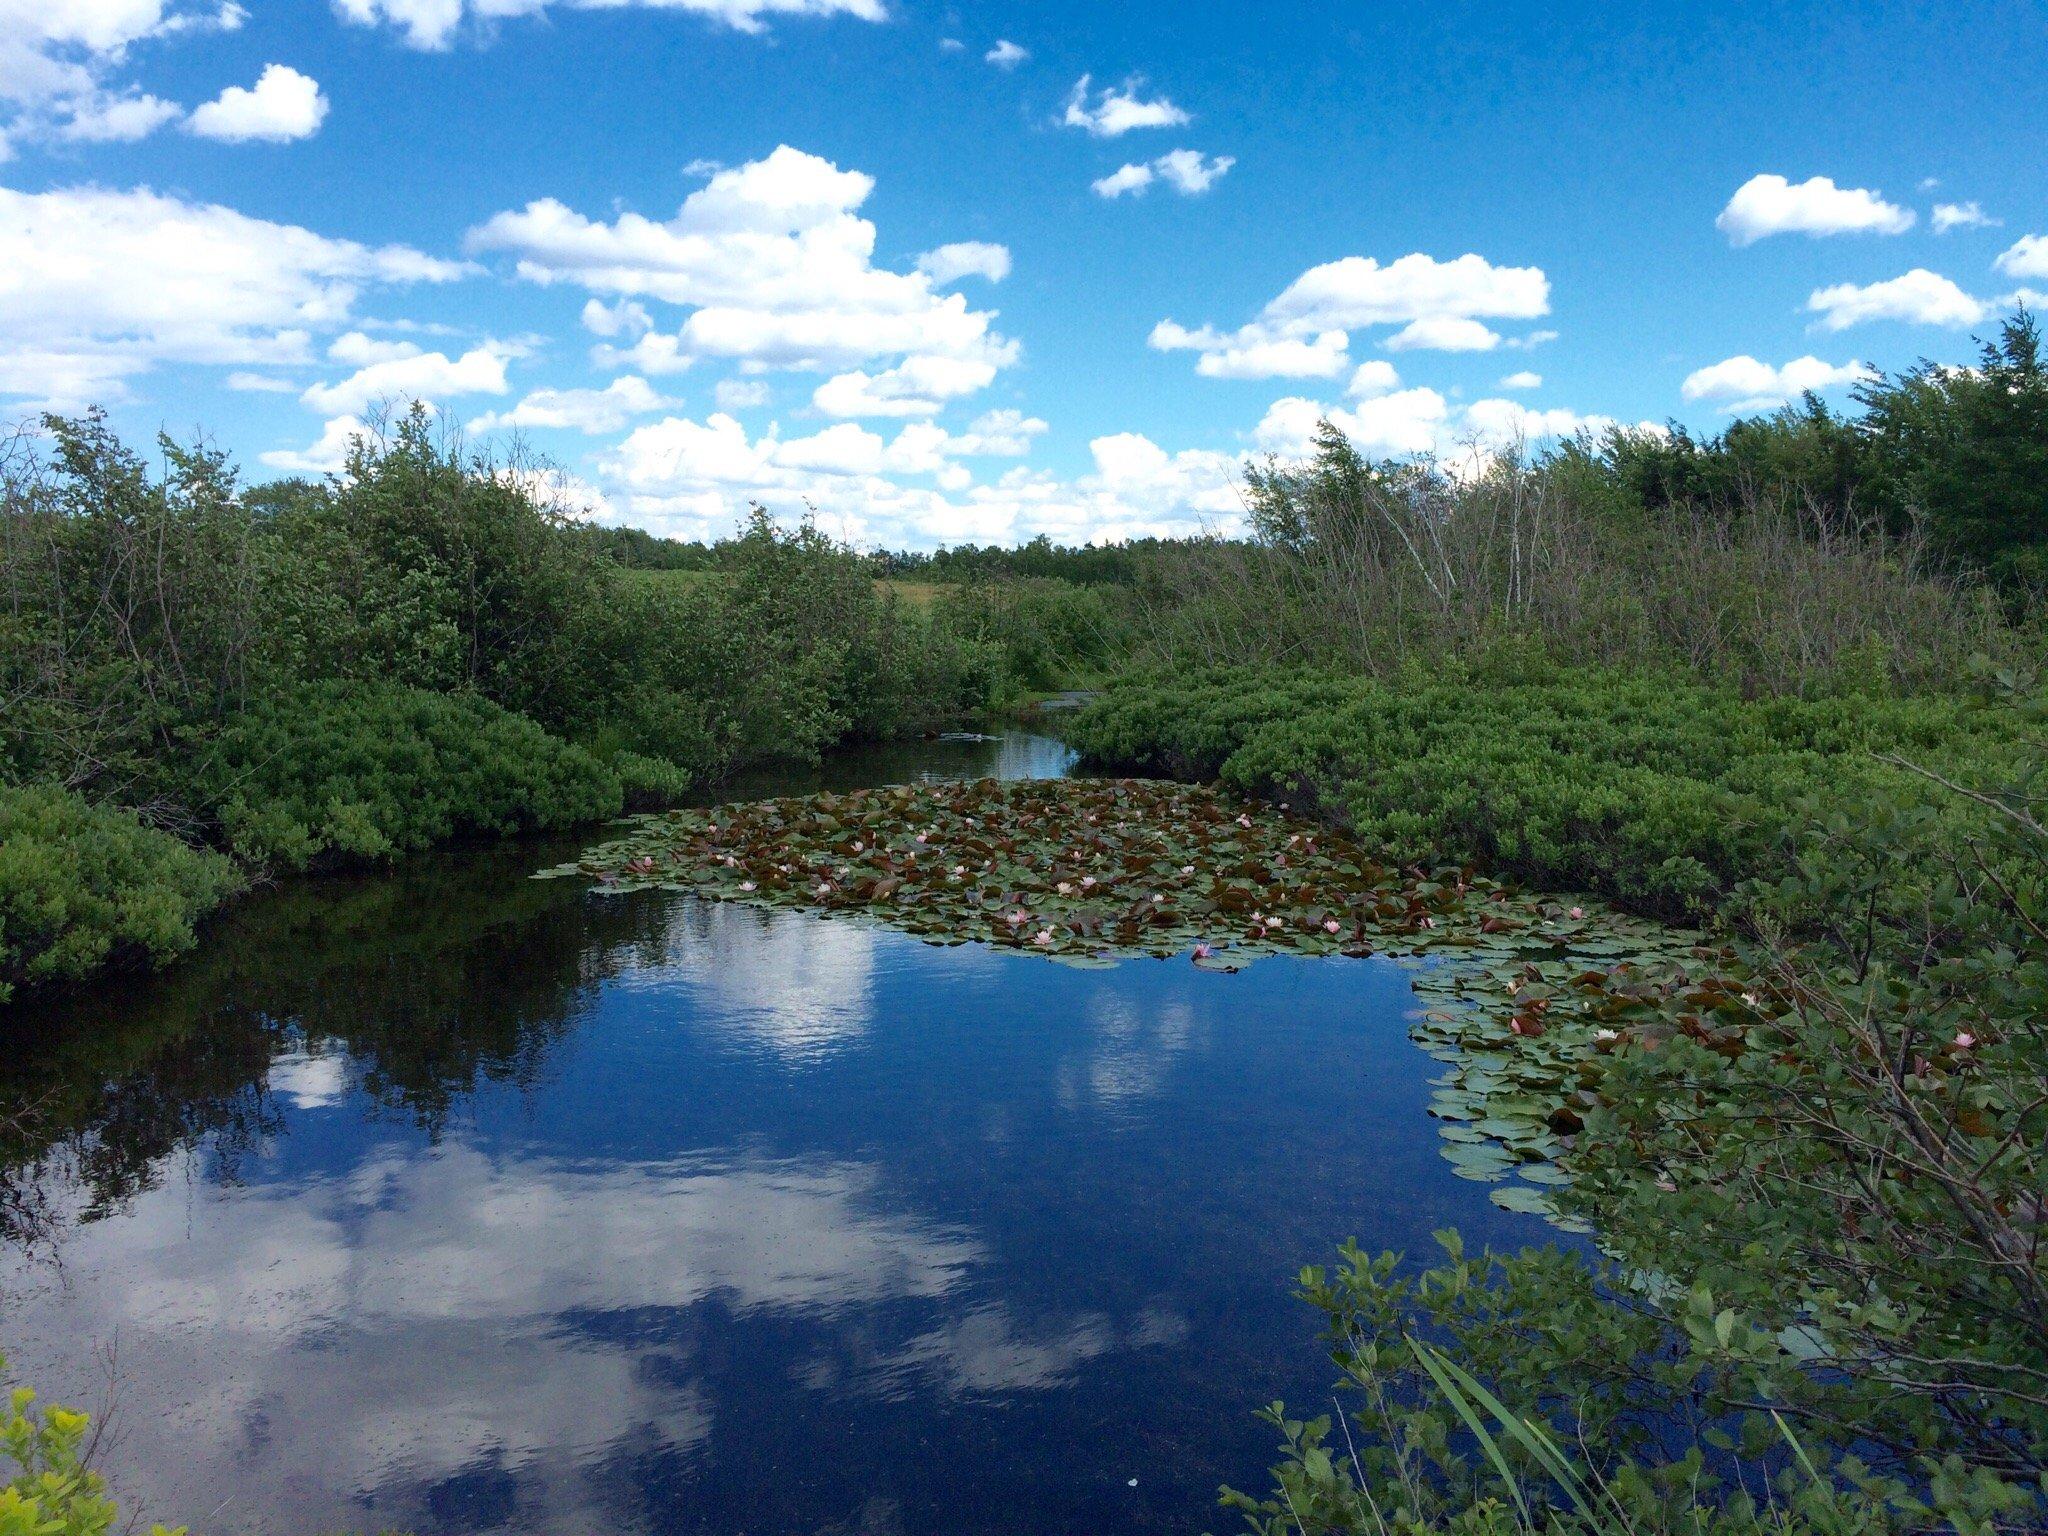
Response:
[0, 733, 1550, 1536]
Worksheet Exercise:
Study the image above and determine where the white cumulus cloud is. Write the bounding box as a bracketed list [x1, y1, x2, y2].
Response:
[1994, 235, 2048, 281]
[331, 0, 884, 52]
[1716, 174, 1915, 246]
[1153, 252, 1547, 380]
[1060, 74, 1188, 137]
[1347, 360, 1400, 397]
[1383, 315, 1500, 352]
[985, 39, 1027, 68]
[301, 344, 511, 415]
[1149, 321, 1347, 380]
[1498, 370, 1541, 390]
[1931, 201, 1997, 233]
[1806, 269, 1986, 330]
[467, 146, 1015, 404]
[1680, 354, 1873, 411]
[813, 354, 1001, 417]
[915, 241, 1010, 284]
[0, 0, 241, 154]
[260, 413, 365, 474]
[468, 375, 671, 434]
[187, 62, 327, 142]
[0, 183, 470, 406]
[1094, 148, 1231, 198]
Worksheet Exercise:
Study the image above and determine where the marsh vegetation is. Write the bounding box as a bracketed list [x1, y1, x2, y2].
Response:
[3, 311, 2045, 1534]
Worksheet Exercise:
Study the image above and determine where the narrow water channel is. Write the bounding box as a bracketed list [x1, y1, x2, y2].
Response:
[0, 732, 1552, 1536]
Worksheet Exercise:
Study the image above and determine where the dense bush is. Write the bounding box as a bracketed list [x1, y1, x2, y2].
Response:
[0, 784, 240, 1003]
[935, 575, 1135, 692]
[1127, 420, 2005, 696]
[0, 410, 1002, 999]
[1223, 679, 2048, 1532]
[1068, 662, 2032, 924]
[171, 684, 623, 870]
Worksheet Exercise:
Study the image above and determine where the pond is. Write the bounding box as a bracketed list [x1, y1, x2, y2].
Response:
[0, 732, 1562, 1536]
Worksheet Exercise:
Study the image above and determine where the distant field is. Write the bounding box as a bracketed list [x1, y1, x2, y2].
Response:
[875, 579, 948, 608]
[625, 568, 952, 610]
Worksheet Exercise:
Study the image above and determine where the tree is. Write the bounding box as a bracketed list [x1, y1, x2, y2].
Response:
[1857, 308, 2048, 593]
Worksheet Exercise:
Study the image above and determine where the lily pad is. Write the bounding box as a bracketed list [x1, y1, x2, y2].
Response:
[542, 775, 1755, 1219]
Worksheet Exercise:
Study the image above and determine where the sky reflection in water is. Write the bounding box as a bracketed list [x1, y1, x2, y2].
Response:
[0, 734, 1551, 1536]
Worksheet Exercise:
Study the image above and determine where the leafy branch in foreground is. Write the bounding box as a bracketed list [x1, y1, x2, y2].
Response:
[2, 1350, 186, 1536]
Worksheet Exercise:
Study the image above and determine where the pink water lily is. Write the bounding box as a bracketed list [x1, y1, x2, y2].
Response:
[1954, 1031, 1977, 1051]
[1192, 943, 1213, 960]
[1033, 929, 1053, 947]
[738, 881, 756, 892]
[1007, 909, 1028, 926]
[1568, 906, 1584, 919]
[1323, 918, 1341, 934]
[1080, 875, 1097, 888]
[1235, 813, 1253, 828]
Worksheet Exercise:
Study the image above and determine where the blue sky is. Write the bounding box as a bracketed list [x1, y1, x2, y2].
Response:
[3, 0, 2044, 547]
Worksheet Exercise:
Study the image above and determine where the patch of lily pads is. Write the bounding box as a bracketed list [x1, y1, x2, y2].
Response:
[538, 776, 1725, 1221]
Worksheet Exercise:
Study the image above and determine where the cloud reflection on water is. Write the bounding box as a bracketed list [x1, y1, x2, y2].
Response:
[2, 1134, 1159, 1533]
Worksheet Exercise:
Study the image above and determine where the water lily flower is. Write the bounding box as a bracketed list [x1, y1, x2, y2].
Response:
[1568, 906, 1583, 919]
[1192, 943, 1213, 960]
[815, 882, 832, 896]
[1954, 1031, 1977, 1051]
[1180, 864, 1195, 876]
[738, 881, 756, 892]
[1151, 894, 1164, 904]
[1323, 918, 1341, 934]
[1033, 930, 1053, 947]
[1056, 881, 1074, 895]
[1081, 876, 1097, 888]
[1236, 814, 1253, 828]
[915, 832, 928, 843]
[1595, 1028, 1619, 1043]
[952, 864, 967, 876]
[852, 841, 864, 853]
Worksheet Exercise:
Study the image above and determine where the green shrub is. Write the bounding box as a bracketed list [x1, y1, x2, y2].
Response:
[1068, 662, 2031, 925]
[174, 684, 623, 870]
[935, 576, 1134, 693]
[0, 784, 241, 1003]
[2, 1349, 185, 1536]
[1223, 678, 2048, 1534]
